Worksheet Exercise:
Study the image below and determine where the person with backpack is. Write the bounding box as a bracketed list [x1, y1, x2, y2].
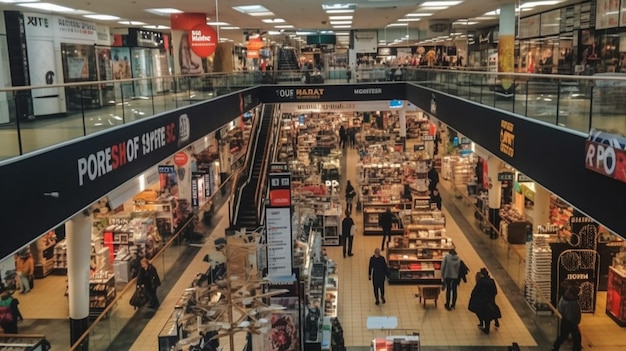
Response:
[552, 285, 582, 351]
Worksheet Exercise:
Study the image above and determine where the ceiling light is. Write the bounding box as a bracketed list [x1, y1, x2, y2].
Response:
[296, 31, 315, 35]
[249, 12, 275, 16]
[84, 14, 120, 20]
[471, 17, 495, 21]
[322, 4, 356, 10]
[520, 1, 562, 8]
[330, 21, 352, 25]
[329, 15, 353, 20]
[232, 5, 271, 13]
[326, 9, 354, 14]
[118, 20, 146, 25]
[146, 8, 182, 14]
[18, 3, 77, 12]
[207, 22, 230, 26]
[262, 18, 285, 23]
[275, 25, 294, 28]
[421, 1, 462, 6]
[406, 13, 433, 17]
[332, 25, 351, 29]
[420, 6, 449, 10]
[221, 26, 240, 30]
[453, 21, 477, 25]
[268, 31, 281, 35]
[398, 18, 421, 22]
[387, 23, 408, 27]
[0, 0, 39, 3]
[335, 31, 349, 35]
[143, 25, 170, 29]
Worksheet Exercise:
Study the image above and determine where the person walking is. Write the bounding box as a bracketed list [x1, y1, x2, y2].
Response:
[339, 125, 347, 149]
[341, 211, 355, 258]
[136, 258, 161, 309]
[368, 248, 388, 305]
[468, 268, 499, 334]
[379, 208, 394, 251]
[428, 165, 439, 191]
[552, 286, 582, 351]
[345, 180, 357, 214]
[441, 248, 461, 310]
[15, 251, 34, 294]
[0, 286, 23, 334]
[430, 188, 442, 211]
[347, 127, 356, 148]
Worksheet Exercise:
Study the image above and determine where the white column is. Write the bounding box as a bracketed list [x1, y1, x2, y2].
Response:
[487, 157, 502, 209]
[533, 184, 551, 226]
[66, 213, 92, 344]
[399, 107, 406, 139]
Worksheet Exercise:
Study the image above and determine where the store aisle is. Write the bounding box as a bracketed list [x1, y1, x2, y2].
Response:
[327, 146, 538, 348]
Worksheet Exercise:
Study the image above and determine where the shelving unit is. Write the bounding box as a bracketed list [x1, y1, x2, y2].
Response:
[524, 234, 552, 314]
[387, 225, 454, 284]
[322, 209, 341, 246]
[89, 273, 116, 318]
[362, 203, 405, 236]
[324, 274, 338, 317]
[31, 234, 57, 278]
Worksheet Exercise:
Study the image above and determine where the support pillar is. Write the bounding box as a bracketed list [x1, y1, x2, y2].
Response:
[67, 214, 92, 348]
[498, 2, 516, 92]
[533, 183, 551, 226]
[487, 157, 502, 239]
[399, 107, 406, 150]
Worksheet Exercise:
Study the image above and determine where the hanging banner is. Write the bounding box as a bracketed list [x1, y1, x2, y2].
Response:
[189, 24, 218, 57]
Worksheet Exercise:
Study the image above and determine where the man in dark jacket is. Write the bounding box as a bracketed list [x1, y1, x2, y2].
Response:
[428, 166, 439, 191]
[341, 211, 355, 258]
[552, 286, 582, 351]
[345, 180, 357, 214]
[368, 248, 388, 305]
[378, 208, 394, 251]
[468, 268, 499, 334]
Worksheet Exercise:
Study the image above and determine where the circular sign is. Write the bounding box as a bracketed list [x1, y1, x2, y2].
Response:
[188, 24, 218, 57]
[174, 152, 189, 167]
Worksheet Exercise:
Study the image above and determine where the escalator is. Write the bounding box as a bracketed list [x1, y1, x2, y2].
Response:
[233, 104, 274, 229]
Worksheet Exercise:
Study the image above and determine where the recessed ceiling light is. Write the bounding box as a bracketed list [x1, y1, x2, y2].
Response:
[398, 18, 421, 22]
[419, 6, 449, 10]
[268, 30, 281, 35]
[275, 25, 294, 28]
[146, 8, 183, 14]
[335, 31, 349, 35]
[261, 18, 285, 23]
[471, 17, 495, 21]
[18, 2, 77, 12]
[118, 20, 146, 25]
[249, 12, 275, 17]
[221, 26, 240, 30]
[329, 16, 353, 20]
[387, 23, 408, 27]
[322, 4, 356, 10]
[520, 1, 562, 8]
[406, 13, 433, 17]
[330, 21, 352, 25]
[143, 25, 170, 29]
[332, 25, 351, 28]
[207, 22, 230, 26]
[232, 5, 271, 13]
[296, 31, 315, 35]
[453, 21, 477, 25]
[0, 0, 39, 3]
[421, 1, 462, 6]
[84, 14, 120, 20]
[326, 9, 354, 14]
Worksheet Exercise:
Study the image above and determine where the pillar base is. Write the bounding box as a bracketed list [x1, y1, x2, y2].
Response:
[70, 317, 89, 349]
[488, 208, 501, 239]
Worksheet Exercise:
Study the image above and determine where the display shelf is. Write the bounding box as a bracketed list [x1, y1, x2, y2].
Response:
[372, 335, 420, 351]
[524, 234, 552, 314]
[322, 208, 342, 246]
[607, 266, 626, 326]
[89, 273, 116, 318]
[362, 203, 405, 236]
[324, 275, 338, 317]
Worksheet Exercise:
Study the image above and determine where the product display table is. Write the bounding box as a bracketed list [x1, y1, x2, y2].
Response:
[366, 316, 398, 332]
[415, 285, 440, 308]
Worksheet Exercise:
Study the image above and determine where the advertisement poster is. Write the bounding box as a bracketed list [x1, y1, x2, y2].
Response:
[597, 0, 619, 29]
[540, 10, 561, 36]
[111, 47, 132, 79]
[67, 56, 89, 79]
[170, 13, 213, 75]
[265, 207, 292, 278]
[519, 15, 540, 39]
[265, 312, 299, 351]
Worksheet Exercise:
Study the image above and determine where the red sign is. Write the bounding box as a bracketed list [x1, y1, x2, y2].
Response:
[269, 189, 291, 207]
[174, 152, 189, 167]
[585, 140, 626, 182]
[189, 24, 218, 57]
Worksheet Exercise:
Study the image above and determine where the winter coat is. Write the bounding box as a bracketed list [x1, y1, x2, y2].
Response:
[341, 217, 355, 238]
[345, 183, 356, 201]
[369, 255, 388, 284]
[441, 253, 460, 280]
[137, 264, 161, 292]
[558, 293, 581, 325]
[378, 211, 394, 231]
[468, 276, 499, 320]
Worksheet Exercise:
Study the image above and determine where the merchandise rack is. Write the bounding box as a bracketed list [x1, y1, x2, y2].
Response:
[524, 233, 552, 314]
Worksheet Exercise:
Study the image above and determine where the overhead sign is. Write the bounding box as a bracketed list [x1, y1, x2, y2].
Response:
[517, 173, 533, 182]
[585, 129, 626, 183]
[189, 24, 218, 57]
[268, 172, 292, 207]
[497, 172, 514, 182]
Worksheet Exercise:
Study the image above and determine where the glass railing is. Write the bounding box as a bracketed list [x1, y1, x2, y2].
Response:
[3, 68, 626, 162]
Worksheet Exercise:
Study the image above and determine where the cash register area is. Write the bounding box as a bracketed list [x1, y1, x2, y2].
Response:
[15, 147, 573, 351]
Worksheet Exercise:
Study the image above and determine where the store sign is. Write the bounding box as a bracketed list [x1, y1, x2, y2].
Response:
[173, 152, 188, 167]
[77, 120, 179, 186]
[191, 174, 200, 207]
[499, 120, 515, 157]
[268, 172, 292, 207]
[354, 88, 383, 95]
[414, 144, 425, 151]
[517, 173, 532, 182]
[585, 129, 626, 183]
[497, 172, 514, 181]
[158, 165, 175, 174]
[189, 24, 218, 57]
[520, 184, 535, 202]
[265, 207, 293, 278]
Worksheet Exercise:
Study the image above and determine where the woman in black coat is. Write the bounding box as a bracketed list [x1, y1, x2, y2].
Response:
[468, 268, 500, 334]
[137, 258, 161, 308]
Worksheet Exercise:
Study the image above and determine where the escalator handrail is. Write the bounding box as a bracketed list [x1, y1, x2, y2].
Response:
[254, 105, 282, 224]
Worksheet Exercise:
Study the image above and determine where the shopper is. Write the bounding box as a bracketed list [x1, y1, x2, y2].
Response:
[468, 268, 499, 334]
[15, 251, 34, 294]
[0, 286, 23, 334]
[428, 165, 440, 191]
[430, 188, 442, 211]
[136, 258, 161, 309]
[552, 286, 582, 351]
[348, 127, 356, 148]
[378, 208, 394, 251]
[345, 180, 357, 213]
[341, 211, 355, 258]
[441, 248, 461, 310]
[339, 125, 347, 149]
[368, 248, 388, 305]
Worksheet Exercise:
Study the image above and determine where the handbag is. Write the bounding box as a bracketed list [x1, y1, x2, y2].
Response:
[441, 280, 447, 291]
[350, 224, 356, 237]
[129, 286, 149, 309]
[0, 306, 13, 324]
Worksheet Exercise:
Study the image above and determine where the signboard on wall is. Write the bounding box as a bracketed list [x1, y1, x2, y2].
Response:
[584, 129, 626, 183]
[597, 0, 619, 29]
[353, 30, 377, 53]
[265, 207, 293, 278]
[540, 10, 561, 36]
[519, 15, 540, 39]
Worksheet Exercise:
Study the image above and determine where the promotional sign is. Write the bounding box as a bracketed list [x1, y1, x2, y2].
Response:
[585, 129, 626, 183]
[265, 207, 293, 278]
[268, 172, 292, 207]
[189, 24, 218, 57]
[353, 30, 377, 53]
[174, 152, 189, 167]
[263, 83, 405, 103]
[497, 172, 514, 182]
[170, 13, 210, 74]
[158, 165, 175, 174]
[517, 173, 533, 182]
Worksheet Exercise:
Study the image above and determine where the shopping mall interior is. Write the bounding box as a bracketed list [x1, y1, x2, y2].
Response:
[1, 1, 626, 351]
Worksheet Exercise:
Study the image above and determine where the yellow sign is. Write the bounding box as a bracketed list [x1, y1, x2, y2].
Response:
[499, 120, 515, 157]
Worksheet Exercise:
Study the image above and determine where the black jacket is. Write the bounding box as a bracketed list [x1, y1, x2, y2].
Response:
[345, 183, 356, 200]
[369, 255, 388, 283]
[341, 217, 355, 237]
[468, 276, 499, 320]
[378, 211, 394, 231]
[137, 264, 161, 291]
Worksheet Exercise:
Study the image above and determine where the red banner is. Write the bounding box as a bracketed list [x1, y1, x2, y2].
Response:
[585, 140, 626, 182]
[189, 24, 218, 57]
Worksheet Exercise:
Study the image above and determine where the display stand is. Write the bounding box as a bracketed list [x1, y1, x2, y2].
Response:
[524, 233, 552, 314]
[371, 335, 420, 351]
[31, 233, 57, 278]
[324, 274, 338, 317]
[362, 203, 406, 236]
[500, 206, 532, 244]
[89, 272, 116, 318]
[607, 265, 626, 326]
[0, 335, 51, 350]
[387, 224, 453, 284]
